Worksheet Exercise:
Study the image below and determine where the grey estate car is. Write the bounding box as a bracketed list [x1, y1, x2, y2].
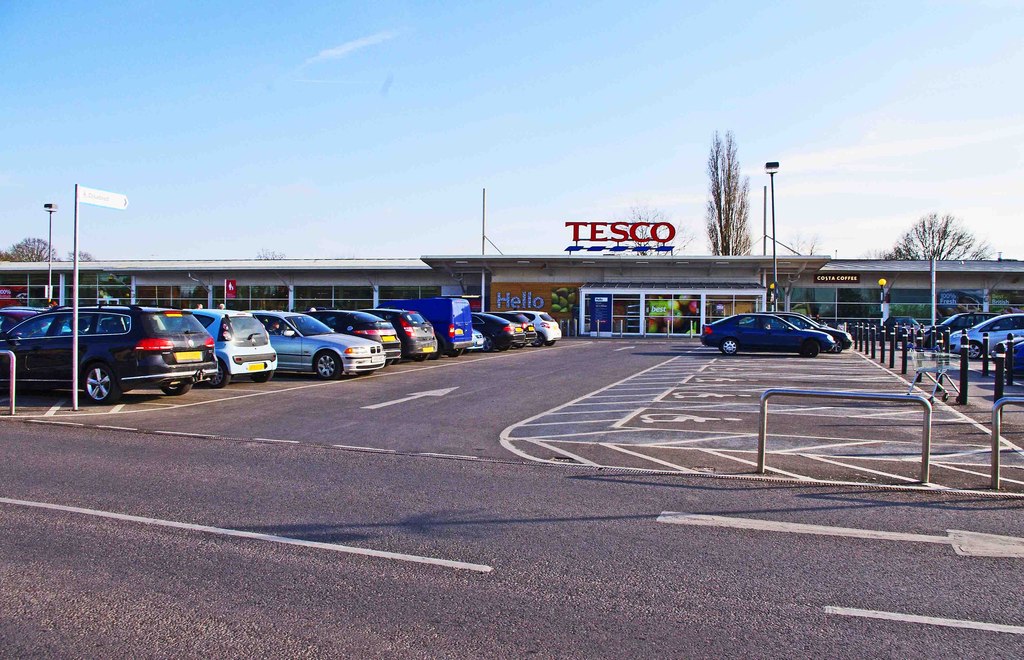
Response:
[250, 311, 385, 378]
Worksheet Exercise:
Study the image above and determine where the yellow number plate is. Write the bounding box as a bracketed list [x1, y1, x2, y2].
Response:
[380, 335, 397, 342]
[454, 328, 464, 336]
[175, 351, 202, 362]
[422, 346, 435, 353]
[246, 362, 265, 371]
[514, 328, 523, 333]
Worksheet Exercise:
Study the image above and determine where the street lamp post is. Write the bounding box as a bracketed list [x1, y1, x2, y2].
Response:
[43, 203, 58, 304]
[765, 162, 779, 311]
[878, 278, 888, 326]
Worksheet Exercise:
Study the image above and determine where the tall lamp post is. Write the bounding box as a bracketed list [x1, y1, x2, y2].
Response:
[878, 278, 888, 325]
[765, 162, 779, 311]
[43, 203, 58, 304]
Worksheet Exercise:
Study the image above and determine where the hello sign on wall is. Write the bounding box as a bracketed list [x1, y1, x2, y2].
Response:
[564, 221, 676, 253]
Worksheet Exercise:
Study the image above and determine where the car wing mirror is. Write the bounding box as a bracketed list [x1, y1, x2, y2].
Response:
[282, 328, 296, 337]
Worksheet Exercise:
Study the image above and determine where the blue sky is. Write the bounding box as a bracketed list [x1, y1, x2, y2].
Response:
[2, 1, 1022, 260]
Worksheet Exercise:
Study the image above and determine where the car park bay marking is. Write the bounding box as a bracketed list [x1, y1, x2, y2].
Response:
[43, 399, 67, 416]
[0, 496, 493, 574]
[361, 387, 459, 410]
[656, 512, 1024, 558]
[823, 607, 1024, 635]
[613, 346, 636, 351]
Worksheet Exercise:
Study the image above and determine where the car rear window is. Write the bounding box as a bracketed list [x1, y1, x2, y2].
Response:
[402, 312, 427, 325]
[227, 316, 268, 342]
[143, 311, 208, 336]
[538, 313, 555, 322]
[288, 314, 334, 336]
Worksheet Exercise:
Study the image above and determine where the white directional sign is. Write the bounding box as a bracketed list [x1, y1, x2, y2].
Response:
[77, 185, 129, 210]
[657, 512, 1024, 558]
[361, 387, 459, 410]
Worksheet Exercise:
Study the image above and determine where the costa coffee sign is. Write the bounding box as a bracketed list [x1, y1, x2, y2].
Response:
[564, 221, 676, 253]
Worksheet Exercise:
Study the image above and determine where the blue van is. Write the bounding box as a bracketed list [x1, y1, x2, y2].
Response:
[387, 297, 474, 356]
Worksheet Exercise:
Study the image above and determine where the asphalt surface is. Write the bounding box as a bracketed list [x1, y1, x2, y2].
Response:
[3, 339, 1024, 657]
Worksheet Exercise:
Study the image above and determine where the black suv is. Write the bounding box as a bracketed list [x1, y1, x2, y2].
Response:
[472, 313, 527, 351]
[489, 312, 539, 347]
[307, 310, 403, 365]
[0, 305, 216, 404]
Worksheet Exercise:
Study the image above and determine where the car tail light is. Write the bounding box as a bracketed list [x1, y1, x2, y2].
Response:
[353, 328, 376, 337]
[136, 338, 175, 351]
[204, 336, 215, 349]
[448, 324, 456, 338]
[219, 326, 232, 342]
[503, 325, 514, 335]
[703, 325, 713, 335]
[399, 317, 415, 336]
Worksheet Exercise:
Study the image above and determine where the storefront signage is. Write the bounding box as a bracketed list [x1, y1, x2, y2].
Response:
[495, 290, 544, 309]
[224, 278, 237, 300]
[813, 274, 860, 283]
[0, 286, 28, 308]
[564, 221, 676, 253]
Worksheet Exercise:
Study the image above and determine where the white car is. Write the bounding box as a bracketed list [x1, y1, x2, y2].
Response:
[948, 313, 1024, 359]
[507, 310, 562, 346]
[250, 311, 386, 377]
[467, 328, 486, 351]
[192, 309, 278, 388]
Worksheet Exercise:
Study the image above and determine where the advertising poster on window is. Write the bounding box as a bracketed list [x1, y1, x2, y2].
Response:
[490, 282, 581, 320]
[0, 286, 28, 308]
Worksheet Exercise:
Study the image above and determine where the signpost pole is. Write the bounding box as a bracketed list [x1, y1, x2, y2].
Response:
[71, 185, 80, 411]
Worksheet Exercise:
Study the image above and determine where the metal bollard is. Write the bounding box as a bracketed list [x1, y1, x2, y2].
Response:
[870, 326, 877, 359]
[856, 323, 863, 351]
[879, 326, 886, 363]
[957, 339, 969, 405]
[1008, 333, 1015, 387]
[944, 328, 952, 354]
[915, 328, 923, 351]
[995, 354, 1005, 401]
[982, 332, 990, 377]
[901, 329, 909, 375]
[888, 327, 896, 369]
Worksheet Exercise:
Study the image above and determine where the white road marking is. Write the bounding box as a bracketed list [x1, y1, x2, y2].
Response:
[693, 448, 814, 481]
[332, 444, 397, 454]
[824, 607, 1024, 635]
[774, 440, 879, 454]
[361, 387, 459, 410]
[109, 404, 126, 414]
[613, 346, 636, 351]
[600, 443, 700, 473]
[657, 512, 1024, 558]
[931, 462, 1024, 486]
[253, 437, 300, 445]
[795, 453, 928, 485]
[0, 496, 492, 573]
[527, 439, 600, 466]
[152, 431, 216, 438]
[520, 419, 627, 426]
[43, 399, 67, 417]
[94, 425, 137, 431]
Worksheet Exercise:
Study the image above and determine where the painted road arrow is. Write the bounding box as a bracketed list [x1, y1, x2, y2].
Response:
[657, 512, 1024, 558]
[361, 387, 459, 410]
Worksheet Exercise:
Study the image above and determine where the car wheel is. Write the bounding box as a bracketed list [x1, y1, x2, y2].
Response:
[800, 340, 820, 358]
[968, 341, 983, 360]
[720, 338, 739, 355]
[482, 336, 494, 352]
[82, 363, 123, 405]
[531, 337, 543, 347]
[160, 381, 193, 396]
[207, 359, 231, 389]
[251, 370, 274, 383]
[446, 348, 465, 358]
[314, 351, 342, 379]
[544, 340, 556, 347]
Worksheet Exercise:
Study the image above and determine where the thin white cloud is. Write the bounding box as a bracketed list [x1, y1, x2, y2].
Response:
[304, 31, 399, 66]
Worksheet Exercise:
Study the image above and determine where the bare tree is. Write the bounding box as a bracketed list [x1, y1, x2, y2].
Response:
[784, 232, 821, 256]
[705, 131, 752, 255]
[66, 250, 95, 261]
[256, 248, 286, 260]
[885, 213, 992, 260]
[621, 205, 695, 253]
[2, 237, 60, 262]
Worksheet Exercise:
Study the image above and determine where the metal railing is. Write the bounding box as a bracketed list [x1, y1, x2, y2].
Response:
[991, 397, 1024, 490]
[0, 350, 15, 415]
[757, 389, 933, 483]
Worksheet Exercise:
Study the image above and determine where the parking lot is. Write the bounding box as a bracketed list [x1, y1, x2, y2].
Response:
[4, 338, 1024, 493]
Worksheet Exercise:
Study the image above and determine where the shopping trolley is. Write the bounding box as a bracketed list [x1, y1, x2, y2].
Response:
[908, 350, 959, 401]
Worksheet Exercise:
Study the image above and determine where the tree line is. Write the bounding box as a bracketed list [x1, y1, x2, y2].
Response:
[0, 237, 94, 262]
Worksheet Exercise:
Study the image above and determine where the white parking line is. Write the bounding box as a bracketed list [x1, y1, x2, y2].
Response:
[613, 346, 636, 351]
[0, 496, 492, 574]
[527, 439, 600, 466]
[795, 453, 926, 485]
[254, 437, 300, 445]
[600, 443, 700, 473]
[43, 399, 67, 417]
[824, 606, 1024, 635]
[774, 440, 879, 454]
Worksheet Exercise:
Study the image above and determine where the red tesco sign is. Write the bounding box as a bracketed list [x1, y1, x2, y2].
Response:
[565, 221, 675, 243]
[224, 279, 237, 300]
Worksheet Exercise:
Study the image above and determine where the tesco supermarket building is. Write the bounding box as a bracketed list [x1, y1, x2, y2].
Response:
[1, 255, 1023, 336]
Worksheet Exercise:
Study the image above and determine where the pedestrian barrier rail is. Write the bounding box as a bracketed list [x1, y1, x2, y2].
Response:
[757, 389, 933, 483]
[991, 397, 1024, 490]
[0, 350, 15, 415]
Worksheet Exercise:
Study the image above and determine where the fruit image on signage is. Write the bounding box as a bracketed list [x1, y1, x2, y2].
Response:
[549, 287, 578, 315]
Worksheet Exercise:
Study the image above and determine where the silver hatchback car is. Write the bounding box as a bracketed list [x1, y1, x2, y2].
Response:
[250, 311, 386, 378]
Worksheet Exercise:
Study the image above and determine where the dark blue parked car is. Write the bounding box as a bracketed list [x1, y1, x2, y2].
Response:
[701, 313, 836, 357]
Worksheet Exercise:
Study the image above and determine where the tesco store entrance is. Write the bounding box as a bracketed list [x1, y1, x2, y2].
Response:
[580, 285, 764, 337]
